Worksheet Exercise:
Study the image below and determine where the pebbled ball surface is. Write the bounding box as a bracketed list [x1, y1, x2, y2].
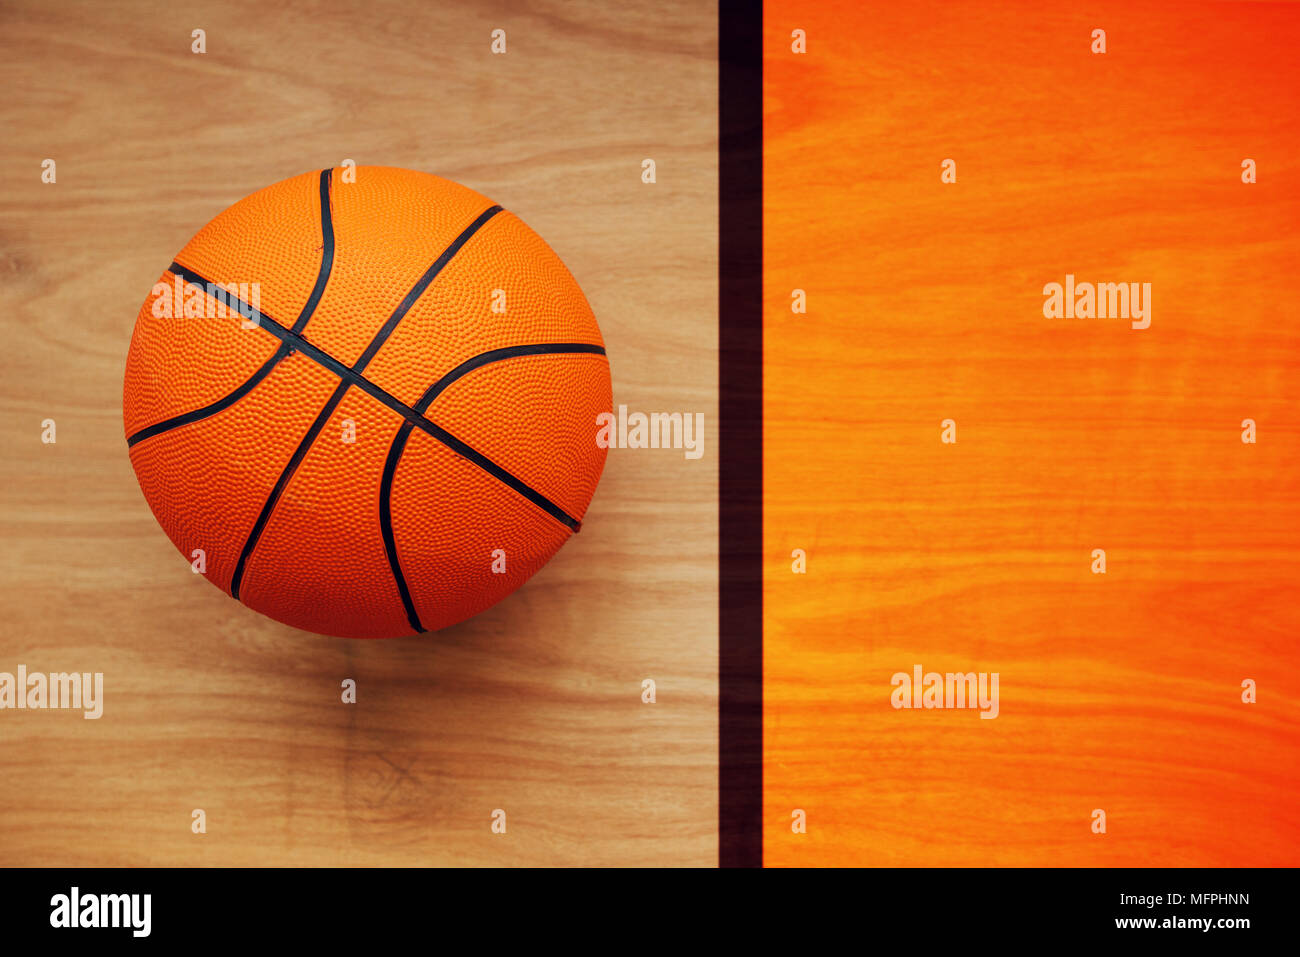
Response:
[122, 166, 612, 638]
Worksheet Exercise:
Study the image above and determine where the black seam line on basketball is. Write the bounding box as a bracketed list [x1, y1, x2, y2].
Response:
[229, 381, 351, 601]
[425, 420, 580, 529]
[289, 168, 336, 333]
[379, 424, 424, 633]
[378, 343, 608, 635]
[351, 204, 503, 373]
[125, 171, 336, 448]
[413, 342, 607, 413]
[165, 264, 582, 530]
[126, 344, 290, 447]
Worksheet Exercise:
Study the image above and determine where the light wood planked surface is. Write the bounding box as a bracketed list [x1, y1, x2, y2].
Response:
[0, 0, 717, 867]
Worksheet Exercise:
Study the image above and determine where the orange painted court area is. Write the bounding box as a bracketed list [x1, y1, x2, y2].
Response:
[763, 0, 1300, 865]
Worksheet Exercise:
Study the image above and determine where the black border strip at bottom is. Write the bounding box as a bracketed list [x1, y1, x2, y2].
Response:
[2, 868, 1285, 941]
[719, 0, 764, 868]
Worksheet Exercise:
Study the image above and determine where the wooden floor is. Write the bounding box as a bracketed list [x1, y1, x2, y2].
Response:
[0, 0, 718, 866]
[764, 0, 1300, 866]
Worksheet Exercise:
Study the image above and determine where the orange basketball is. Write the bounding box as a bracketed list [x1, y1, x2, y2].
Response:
[123, 167, 612, 639]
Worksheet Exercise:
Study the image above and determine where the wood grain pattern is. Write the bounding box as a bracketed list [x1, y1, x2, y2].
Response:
[764, 0, 1300, 866]
[0, 0, 717, 866]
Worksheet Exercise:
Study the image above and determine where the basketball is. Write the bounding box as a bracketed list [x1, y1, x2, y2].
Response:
[122, 166, 612, 639]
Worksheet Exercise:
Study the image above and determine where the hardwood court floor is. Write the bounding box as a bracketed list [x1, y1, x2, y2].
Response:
[764, 0, 1300, 866]
[0, 0, 717, 866]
